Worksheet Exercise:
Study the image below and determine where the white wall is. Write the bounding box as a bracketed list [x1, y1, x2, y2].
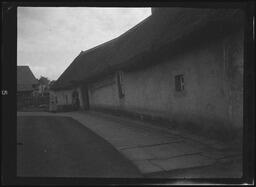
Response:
[88, 30, 243, 130]
[89, 76, 119, 108]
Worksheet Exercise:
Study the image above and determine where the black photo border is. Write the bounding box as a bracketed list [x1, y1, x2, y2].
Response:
[1, 0, 255, 185]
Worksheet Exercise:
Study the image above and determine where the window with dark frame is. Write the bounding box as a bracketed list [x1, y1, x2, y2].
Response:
[175, 74, 184, 91]
[117, 71, 125, 98]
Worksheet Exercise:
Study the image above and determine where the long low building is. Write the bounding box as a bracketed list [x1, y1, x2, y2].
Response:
[50, 8, 244, 140]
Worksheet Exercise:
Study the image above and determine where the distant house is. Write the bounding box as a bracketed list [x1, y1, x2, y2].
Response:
[50, 8, 244, 139]
[38, 84, 48, 95]
[17, 66, 38, 96]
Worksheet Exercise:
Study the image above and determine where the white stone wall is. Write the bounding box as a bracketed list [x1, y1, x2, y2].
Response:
[88, 29, 243, 130]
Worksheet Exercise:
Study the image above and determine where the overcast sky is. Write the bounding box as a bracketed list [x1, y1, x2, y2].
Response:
[17, 7, 151, 81]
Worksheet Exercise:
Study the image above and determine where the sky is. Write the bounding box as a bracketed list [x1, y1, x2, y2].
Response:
[17, 7, 151, 81]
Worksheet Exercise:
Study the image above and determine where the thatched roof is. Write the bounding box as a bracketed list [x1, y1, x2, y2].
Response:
[51, 8, 243, 90]
[17, 66, 38, 92]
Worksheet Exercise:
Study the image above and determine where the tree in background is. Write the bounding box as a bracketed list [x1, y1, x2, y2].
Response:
[38, 76, 51, 96]
[38, 76, 50, 85]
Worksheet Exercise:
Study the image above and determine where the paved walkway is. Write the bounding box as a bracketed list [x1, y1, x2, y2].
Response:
[17, 111, 242, 178]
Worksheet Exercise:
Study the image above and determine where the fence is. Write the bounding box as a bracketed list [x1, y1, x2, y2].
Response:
[17, 95, 49, 110]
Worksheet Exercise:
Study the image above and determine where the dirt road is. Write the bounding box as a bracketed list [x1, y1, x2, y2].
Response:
[17, 116, 142, 177]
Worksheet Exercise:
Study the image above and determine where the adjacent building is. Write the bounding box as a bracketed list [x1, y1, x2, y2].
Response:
[50, 8, 244, 139]
[17, 65, 38, 96]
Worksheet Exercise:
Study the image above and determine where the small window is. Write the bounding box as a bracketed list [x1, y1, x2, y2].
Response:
[117, 71, 125, 98]
[175, 74, 184, 91]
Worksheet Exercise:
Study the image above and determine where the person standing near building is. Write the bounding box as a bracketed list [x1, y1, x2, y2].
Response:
[72, 90, 80, 110]
[49, 91, 57, 112]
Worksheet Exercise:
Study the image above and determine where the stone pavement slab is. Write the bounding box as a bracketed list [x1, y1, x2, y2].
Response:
[149, 154, 216, 171]
[133, 160, 163, 173]
[200, 150, 241, 160]
[139, 141, 202, 160]
[121, 147, 156, 161]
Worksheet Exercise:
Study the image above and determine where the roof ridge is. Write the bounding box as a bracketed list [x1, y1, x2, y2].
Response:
[78, 15, 152, 58]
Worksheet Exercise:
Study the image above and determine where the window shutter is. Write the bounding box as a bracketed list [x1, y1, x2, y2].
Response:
[175, 74, 184, 91]
[117, 71, 125, 98]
